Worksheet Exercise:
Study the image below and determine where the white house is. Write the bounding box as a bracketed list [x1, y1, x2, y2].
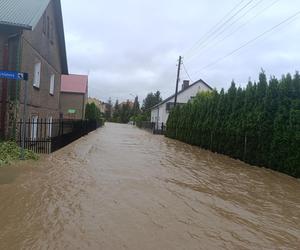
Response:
[150, 79, 212, 128]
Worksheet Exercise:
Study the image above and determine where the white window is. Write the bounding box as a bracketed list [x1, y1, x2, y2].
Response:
[47, 116, 53, 137]
[33, 62, 41, 88]
[49, 74, 55, 95]
[31, 116, 38, 140]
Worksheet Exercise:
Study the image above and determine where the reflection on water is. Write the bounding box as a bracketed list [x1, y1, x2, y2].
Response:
[0, 123, 299, 250]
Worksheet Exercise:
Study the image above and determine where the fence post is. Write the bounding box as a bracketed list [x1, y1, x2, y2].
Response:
[210, 131, 213, 151]
[61, 119, 64, 135]
[243, 134, 247, 161]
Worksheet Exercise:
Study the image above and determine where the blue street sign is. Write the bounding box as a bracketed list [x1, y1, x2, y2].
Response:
[0, 70, 28, 80]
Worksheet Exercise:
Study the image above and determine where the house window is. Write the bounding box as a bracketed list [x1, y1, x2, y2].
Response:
[47, 16, 50, 38]
[166, 102, 175, 112]
[47, 116, 53, 137]
[50, 21, 54, 44]
[33, 62, 41, 88]
[49, 74, 55, 95]
[31, 116, 38, 140]
[42, 15, 46, 34]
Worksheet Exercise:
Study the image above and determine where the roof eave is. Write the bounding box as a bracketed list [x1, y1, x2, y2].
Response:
[61, 91, 85, 94]
[0, 21, 32, 30]
[199, 79, 213, 90]
[55, 0, 68, 74]
[149, 79, 213, 110]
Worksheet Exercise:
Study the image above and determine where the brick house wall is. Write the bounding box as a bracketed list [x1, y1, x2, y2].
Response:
[0, 27, 22, 138]
[0, 0, 67, 139]
[60, 92, 86, 120]
[0, 34, 6, 137]
[18, 0, 63, 123]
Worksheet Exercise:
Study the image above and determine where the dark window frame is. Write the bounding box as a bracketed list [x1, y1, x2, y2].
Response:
[42, 15, 46, 34]
[47, 16, 50, 38]
[50, 20, 54, 45]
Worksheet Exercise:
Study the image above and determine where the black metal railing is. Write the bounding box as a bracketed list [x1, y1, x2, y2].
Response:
[17, 119, 103, 154]
[138, 121, 166, 135]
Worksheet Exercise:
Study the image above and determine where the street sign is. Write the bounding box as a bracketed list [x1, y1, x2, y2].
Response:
[0, 70, 28, 81]
[68, 109, 76, 114]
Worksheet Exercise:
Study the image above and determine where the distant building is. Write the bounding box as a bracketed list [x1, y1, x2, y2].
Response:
[0, 0, 68, 139]
[60, 74, 88, 120]
[88, 97, 107, 114]
[119, 100, 134, 109]
[150, 79, 213, 128]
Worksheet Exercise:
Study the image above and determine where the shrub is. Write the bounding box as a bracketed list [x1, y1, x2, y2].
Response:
[0, 141, 38, 166]
[166, 71, 300, 178]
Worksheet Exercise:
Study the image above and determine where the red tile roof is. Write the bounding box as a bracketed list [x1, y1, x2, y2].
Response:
[61, 74, 88, 94]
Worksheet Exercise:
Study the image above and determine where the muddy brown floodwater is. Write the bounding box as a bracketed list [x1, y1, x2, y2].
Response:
[0, 123, 299, 250]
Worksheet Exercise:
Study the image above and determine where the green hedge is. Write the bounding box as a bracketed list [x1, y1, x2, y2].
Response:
[0, 141, 38, 165]
[166, 71, 300, 178]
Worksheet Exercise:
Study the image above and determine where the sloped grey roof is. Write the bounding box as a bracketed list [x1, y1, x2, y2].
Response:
[0, 0, 68, 74]
[150, 79, 213, 110]
[0, 0, 50, 30]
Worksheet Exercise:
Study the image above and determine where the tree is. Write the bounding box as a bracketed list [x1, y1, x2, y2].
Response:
[85, 102, 102, 122]
[104, 98, 113, 121]
[133, 96, 140, 114]
[166, 71, 300, 178]
[119, 102, 132, 123]
[113, 99, 120, 122]
[142, 91, 162, 111]
[131, 96, 141, 124]
[141, 91, 163, 120]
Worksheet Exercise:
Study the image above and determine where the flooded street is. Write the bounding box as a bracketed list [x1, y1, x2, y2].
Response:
[0, 123, 300, 250]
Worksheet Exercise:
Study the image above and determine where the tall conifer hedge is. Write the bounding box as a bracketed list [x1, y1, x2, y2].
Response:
[166, 71, 300, 178]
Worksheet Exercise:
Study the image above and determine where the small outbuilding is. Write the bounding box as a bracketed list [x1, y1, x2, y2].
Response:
[60, 74, 88, 120]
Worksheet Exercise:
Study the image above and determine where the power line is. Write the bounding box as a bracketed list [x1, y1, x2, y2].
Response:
[192, 10, 300, 75]
[183, 0, 247, 56]
[182, 62, 194, 82]
[186, 0, 268, 62]
[185, 0, 265, 60]
[184, 0, 255, 58]
[186, 0, 280, 63]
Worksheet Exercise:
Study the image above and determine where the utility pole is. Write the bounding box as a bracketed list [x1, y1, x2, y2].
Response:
[174, 56, 182, 107]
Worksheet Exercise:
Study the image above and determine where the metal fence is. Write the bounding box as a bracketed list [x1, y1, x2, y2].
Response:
[17, 119, 103, 154]
[138, 121, 166, 135]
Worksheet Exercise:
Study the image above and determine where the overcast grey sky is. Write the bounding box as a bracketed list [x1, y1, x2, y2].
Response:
[61, 0, 300, 103]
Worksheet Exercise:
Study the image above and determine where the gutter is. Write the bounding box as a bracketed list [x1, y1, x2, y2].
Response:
[0, 21, 31, 30]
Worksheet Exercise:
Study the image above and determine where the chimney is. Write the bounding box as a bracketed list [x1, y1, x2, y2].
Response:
[182, 80, 190, 91]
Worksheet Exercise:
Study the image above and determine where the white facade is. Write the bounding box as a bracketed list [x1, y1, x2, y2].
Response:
[150, 80, 212, 126]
